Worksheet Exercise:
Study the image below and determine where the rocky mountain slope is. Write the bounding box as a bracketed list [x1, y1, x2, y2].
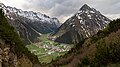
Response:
[48, 19, 120, 67]
[0, 9, 41, 67]
[0, 3, 61, 44]
[53, 4, 111, 44]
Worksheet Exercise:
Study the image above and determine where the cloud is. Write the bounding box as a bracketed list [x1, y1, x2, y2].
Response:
[22, 0, 83, 22]
[0, 0, 26, 9]
[0, 0, 120, 23]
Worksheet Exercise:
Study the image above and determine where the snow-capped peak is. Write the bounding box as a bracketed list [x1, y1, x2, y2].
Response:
[0, 3, 60, 26]
[0, 3, 61, 44]
[79, 4, 91, 10]
[78, 4, 100, 15]
[54, 4, 111, 44]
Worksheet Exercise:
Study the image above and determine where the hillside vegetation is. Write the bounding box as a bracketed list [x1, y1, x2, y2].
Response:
[47, 19, 120, 67]
[0, 9, 41, 67]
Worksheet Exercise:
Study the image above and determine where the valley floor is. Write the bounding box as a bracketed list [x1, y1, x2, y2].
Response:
[26, 34, 73, 64]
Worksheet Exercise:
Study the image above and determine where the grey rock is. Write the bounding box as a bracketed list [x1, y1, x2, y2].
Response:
[54, 4, 111, 44]
[0, 3, 61, 44]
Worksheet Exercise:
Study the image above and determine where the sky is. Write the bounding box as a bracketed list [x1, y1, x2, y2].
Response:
[0, 0, 120, 23]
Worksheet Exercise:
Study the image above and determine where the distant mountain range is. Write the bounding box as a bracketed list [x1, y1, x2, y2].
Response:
[0, 3, 111, 44]
[53, 4, 111, 44]
[0, 3, 61, 44]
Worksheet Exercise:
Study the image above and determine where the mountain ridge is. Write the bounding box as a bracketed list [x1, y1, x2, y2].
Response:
[53, 4, 111, 44]
[0, 2, 61, 44]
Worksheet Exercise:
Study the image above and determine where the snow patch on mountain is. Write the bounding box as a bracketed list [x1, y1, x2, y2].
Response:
[0, 3, 61, 27]
[53, 4, 111, 44]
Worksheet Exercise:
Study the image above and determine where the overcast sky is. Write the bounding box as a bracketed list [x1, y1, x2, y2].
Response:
[0, 0, 120, 23]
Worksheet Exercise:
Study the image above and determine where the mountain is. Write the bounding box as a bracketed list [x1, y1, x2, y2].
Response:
[0, 3, 61, 44]
[53, 4, 111, 44]
[0, 9, 41, 67]
[48, 19, 120, 67]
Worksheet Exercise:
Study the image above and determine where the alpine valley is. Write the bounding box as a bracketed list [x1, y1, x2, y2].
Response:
[0, 2, 120, 67]
[0, 3, 61, 44]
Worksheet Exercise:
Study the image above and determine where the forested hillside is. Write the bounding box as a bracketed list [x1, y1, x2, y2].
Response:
[0, 9, 41, 67]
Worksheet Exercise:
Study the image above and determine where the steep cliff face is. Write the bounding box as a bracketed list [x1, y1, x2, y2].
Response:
[0, 9, 41, 67]
[53, 4, 111, 44]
